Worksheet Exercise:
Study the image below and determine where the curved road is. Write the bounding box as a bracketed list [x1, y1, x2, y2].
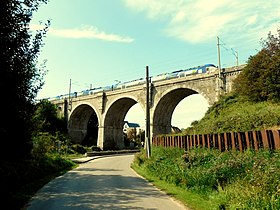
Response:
[25, 154, 187, 210]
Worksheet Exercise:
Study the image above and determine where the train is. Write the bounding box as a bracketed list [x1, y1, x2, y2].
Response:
[49, 63, 218, 100]
[151, 63, 217, 82]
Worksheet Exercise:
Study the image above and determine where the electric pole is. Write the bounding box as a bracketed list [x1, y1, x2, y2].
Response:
[236, 51, 239, 66]
[145, 66, 151, 158]
[217, 36, 222, 78]
[233, 50, 239, 66]
[68, 79, 71, 104]
[217, 36, 225, 95]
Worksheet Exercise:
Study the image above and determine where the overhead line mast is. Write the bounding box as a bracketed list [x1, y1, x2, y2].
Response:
[145, 66, 151, 158]
[217, 36, 222, 78]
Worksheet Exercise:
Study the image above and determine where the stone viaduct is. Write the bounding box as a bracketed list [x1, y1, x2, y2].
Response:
[52, 65, 245, 150]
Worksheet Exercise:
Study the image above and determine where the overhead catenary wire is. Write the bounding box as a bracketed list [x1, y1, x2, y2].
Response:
[68, 35, 264, 94]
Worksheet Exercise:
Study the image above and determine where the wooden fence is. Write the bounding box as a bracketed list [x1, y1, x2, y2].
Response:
[152, 130, 280, 152]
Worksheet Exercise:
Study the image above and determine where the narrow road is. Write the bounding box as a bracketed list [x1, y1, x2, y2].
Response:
[25, 154, 187, 210]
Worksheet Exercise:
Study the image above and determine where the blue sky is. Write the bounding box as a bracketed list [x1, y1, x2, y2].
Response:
[31, 0, 280, 128]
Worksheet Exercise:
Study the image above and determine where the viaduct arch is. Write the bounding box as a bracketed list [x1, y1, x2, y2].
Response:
[152, 88, 199, 136]
[52, 65, 243, 150]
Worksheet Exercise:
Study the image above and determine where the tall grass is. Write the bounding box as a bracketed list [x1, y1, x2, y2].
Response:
[184, 95, 280, 134]
[133, 147, 280, 209]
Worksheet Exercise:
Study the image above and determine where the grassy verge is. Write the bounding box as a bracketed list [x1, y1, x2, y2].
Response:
[0, 154, 77, 209]
[131, 162, 219, 210]
[132, 147, 280, 210]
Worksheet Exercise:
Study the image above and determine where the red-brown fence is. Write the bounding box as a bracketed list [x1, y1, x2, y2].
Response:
[152, 130, 280, 152]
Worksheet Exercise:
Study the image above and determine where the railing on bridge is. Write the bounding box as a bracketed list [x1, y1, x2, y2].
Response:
[152, 130, 280, 152]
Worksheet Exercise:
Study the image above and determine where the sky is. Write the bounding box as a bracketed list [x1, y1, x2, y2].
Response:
[31, 0, 280, 128]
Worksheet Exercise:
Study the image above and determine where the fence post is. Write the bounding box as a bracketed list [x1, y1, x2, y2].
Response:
[195, 135, 198, 147]
[207, 134, 211, 149]
[237, 132, 243, 152]
[187, 135, 191, 150]
[202, 134, 205, 148]
[230, 132, 236, 151]
[272, 130, 280, 149]
[261, 130, 269, 149]
[245, 132, 250, 150]
[224, 133, 229, 151]
[168, 136, 170, 147]
[252, 131, 259, 151]
[218, 134, 222, 151]
[183, 136, 187, 150]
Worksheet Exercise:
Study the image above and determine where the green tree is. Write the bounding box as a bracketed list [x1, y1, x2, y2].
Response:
[33, 99, 67, 134]
[233, 29, 280, 102]
[0, 0, 49, 159]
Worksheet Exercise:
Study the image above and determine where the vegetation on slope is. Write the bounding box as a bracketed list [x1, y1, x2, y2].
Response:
[233, 29, 280, 102]
[184, 94, 280, 134]
[132, 147, 280, 210]
[2, 99, 110, 209]
[184, 28, 280, 135]
[1, 155, 76, 209]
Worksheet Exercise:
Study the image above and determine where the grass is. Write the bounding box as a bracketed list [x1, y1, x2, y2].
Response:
[132, 147, 280, 210]
[184, 94, 280, 134]
[0, 153, 77, 209]
[131, 162, 220, 210]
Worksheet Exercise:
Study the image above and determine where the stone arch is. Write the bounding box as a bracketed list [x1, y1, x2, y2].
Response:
[102, 97, 140, 149]
[68, 103, 100, 145]
[152, 87, 209, 136]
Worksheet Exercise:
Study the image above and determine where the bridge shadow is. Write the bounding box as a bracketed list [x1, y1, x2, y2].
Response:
[73, 167, 121, 172]
[25, 166, 172, 210]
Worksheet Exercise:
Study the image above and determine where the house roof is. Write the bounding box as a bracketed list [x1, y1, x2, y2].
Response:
[124, 121, 140, 128]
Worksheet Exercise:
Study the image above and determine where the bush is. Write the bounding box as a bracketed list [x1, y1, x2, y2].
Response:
[133, 147, 280, 209]
[223, 150, 280, 209]
[31, 132, 56, 159]
[70, 144, 87, 154]
[31, 132, 72, 159]
[70, 144, 95, 154]
[0, 154, 76, 209]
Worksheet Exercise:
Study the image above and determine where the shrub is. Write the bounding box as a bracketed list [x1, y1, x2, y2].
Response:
[31, 131, 72, 158]
[223, 150, 280, 209]
[71, 144, 87, 154]
[133, 147, 280, 209]
[70, 144, 92, 154]
[31, 132, 56, 159]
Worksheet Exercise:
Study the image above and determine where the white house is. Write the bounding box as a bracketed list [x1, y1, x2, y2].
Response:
[123, 121, 141, 134]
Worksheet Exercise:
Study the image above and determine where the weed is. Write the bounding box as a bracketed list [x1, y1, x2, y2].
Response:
[133, 146, 280, 209]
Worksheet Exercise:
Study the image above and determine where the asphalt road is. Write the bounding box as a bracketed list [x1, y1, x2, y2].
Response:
[25, 154, 187, 210]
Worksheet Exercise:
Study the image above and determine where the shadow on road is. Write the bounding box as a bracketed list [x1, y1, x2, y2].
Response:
[25, 157, 176, 210]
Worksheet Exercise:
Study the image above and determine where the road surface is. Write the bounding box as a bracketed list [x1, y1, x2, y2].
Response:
[25, 154, 187, 210]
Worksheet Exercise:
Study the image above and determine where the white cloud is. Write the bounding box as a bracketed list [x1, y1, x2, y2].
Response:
[30, 24, 134, 43]
[124, 0, 182, 19]
[124, 0, 280, 43]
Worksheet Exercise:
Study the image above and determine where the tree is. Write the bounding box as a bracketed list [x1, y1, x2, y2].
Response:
[0, 0, 49, 159]
[127, 128, 137, 141]
[233, 29, 280, 102]
[33, 100, 67, 134]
